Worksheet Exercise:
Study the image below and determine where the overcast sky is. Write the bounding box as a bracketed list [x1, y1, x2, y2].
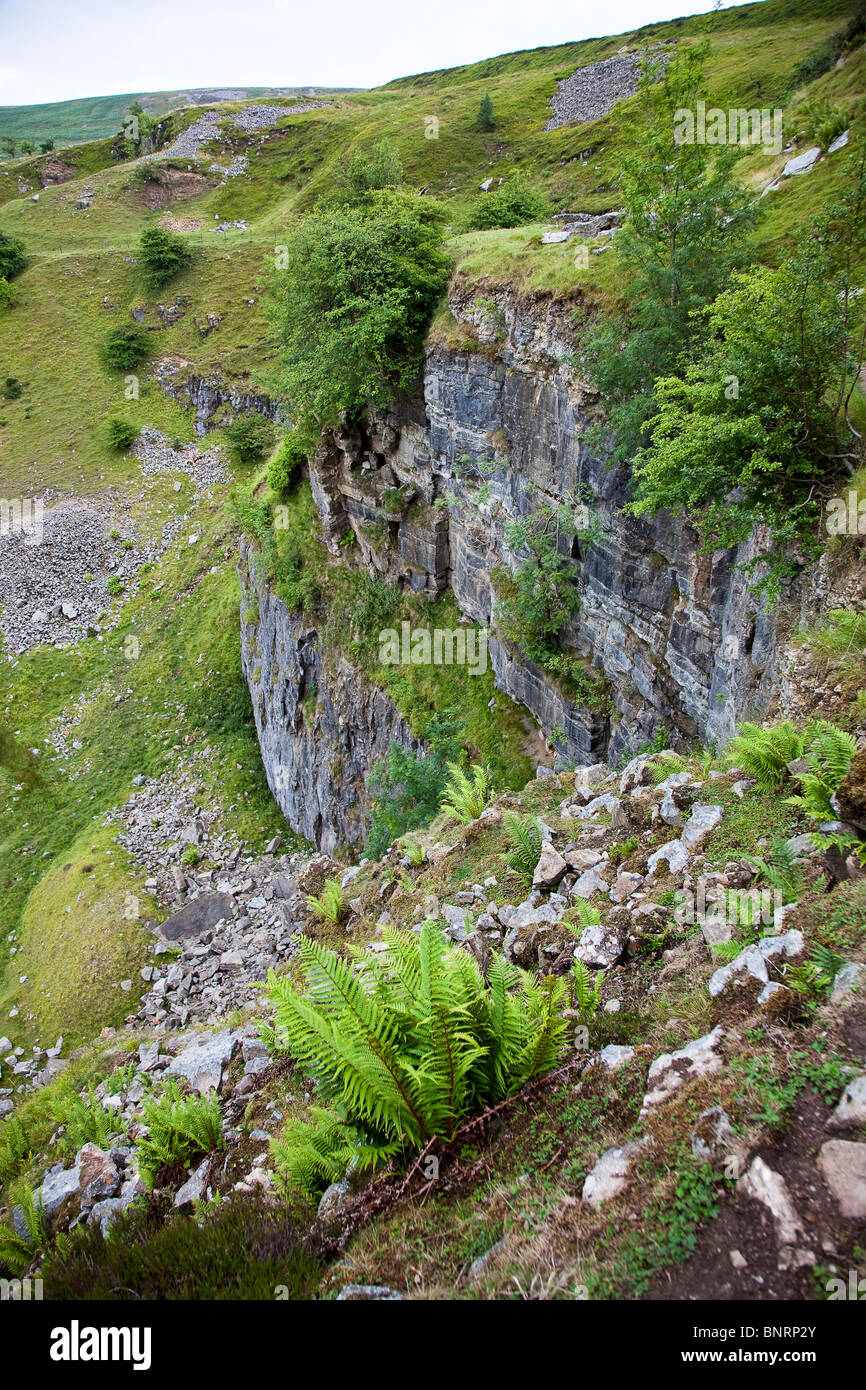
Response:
[0, 0, 751, 105]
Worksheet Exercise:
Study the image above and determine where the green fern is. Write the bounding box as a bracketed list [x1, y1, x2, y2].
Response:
[266, 920, 568, 1194]
[747, 837, 807, 906]
[58, 1082, 122, 1158]
[502, 813, 542, 885]
[726, 721, 804, 790]
[136, 1081, 224, 1188]
[401, 840, 427, 867]
[572, 960, 603, 1017]
[306, 877, 344, 925]
[709, 940, 743, 964]
[786, 720, 857, 822]
[440, 762, 491, 823]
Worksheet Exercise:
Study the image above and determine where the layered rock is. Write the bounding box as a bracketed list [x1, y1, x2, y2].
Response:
[302, 279, 780, 765]
[239, 539, 419, 853]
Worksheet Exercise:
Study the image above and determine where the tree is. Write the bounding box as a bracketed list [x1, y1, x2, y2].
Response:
[106, 418, 139, 451]
[0, 231, 27, 281]
[581, 42, 760, 463]
[494, 503, 585, 662]
[630, 152, 866, 595]
[475, 93, 496, 131]
[224, 412, 276, 463]
[103, 324, 150, 370]
[39, 139, 55, 153]
[137, 225, 192, 290]
[270, 189, 451, 435]
[461, 177, 549, 231]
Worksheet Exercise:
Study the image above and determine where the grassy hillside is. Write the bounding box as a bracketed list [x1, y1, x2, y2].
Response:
[0, 0, 864, 1044]
[0, 86, 352, 149]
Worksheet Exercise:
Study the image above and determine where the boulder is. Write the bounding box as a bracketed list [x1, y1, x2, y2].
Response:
[738, 1156, 806, 1245]
[575, 919, 627, 969]
[167, 1027, 243, 1093]
[158, 892, 234, 942]
[708, 931, 805, 999]
[583, 1138, 649, 1208]
[818, 1141, 866, 1219]
[646, 838, 689, 877]
[681, 803, 724, 852]
[827, 1074, 866, 1130]
[533, 842, 568, 890]
[641, 1027, 724, 1112]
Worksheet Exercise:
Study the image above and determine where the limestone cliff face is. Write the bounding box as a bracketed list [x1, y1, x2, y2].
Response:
[303, 278, 780, 765]
[238, 539, 419, 854]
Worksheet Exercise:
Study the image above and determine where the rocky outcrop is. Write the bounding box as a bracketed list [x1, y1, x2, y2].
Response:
[239, 539, 420, 853]
[155, 359, 280, 435]
[303, 279, 781, 766]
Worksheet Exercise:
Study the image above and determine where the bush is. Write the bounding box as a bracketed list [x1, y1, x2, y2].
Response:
[266, 920, 569, 1193]
[138, 224, 193, 289]
[461, 178, 549, 231]
[106, 417, 139, 451]
[0, 230, 27, 281]
[103, 324, 150, 371]
[270, 188, 450, 435]
[224, 412, 276, 463]
[335, 140, 403, 200]
[267, 432, 307, 495]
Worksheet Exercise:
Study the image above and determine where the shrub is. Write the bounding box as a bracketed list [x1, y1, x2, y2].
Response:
[267, 432, 307, 495]
[475, 93, 496, 131]
[266, 921, 569, 1192]
[41, 1193, 321, 1300]
[0, 276, 15, 310]
[138, 224, 193, 288]
[224, 412, 276, 463]
[106, 417, 139, 451]
[440, 761, 491, 822]
[270, 189, 451, 435]
[367, 740, 454, 856]
[335, 140, 403, 200]
[461, 177, 549, 231]
[103, 324, 150, 371]
[0, 230, 27, 281]
[136, 1081, 224, 1187]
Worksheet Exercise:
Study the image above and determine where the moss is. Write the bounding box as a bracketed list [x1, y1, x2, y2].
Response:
[6, 824, 160, 1045]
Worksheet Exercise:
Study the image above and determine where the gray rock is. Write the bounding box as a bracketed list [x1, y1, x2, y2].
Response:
[533, 842, 568, 890]
[827, 1075, 866, 1130]
[159, 893, 235, 942]
[166, 1028, 243, 1093]
[335, 1284, 405, 1300]
[317, 1178, 352, 1222]
[738, 1156, 805, 1245]
[691, 1106, 734, 1164]
[597, 1044, 634, 1072]
[575, 920, 627, 969]
[641, 1028, 724, 1112]
[708, 931, 805, 998]
[818, 1140, 866, 1219]
[782, 146, 821, 177]
[583, 1138, 649, 1208]
[681, 803, 724, 851]
[174, 1158, 210, 1207]
[831, 962, 866, 1004]
[646, 838, 689, 877]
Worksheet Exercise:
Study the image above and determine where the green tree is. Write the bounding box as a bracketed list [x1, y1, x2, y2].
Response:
[224, 412, 276, 463]
[475, 92, 496, 131]
[0, 231, 27, 281]
[494, 503, 585, 663]
[106, 418, 140, 451]
[581, 42, 760, 463]
[39, 138, 55, 153]
[138, 224, 192, 289]
[270, 189, 451, 435]
[103, 323, 150, 370]
[630, 153, 866, 595]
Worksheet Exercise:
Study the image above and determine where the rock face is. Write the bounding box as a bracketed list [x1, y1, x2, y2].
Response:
[239, 540, 420, 852]
[295, 281, 780, 769]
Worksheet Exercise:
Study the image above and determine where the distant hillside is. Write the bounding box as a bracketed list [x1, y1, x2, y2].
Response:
[0, 86, 355, 148]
